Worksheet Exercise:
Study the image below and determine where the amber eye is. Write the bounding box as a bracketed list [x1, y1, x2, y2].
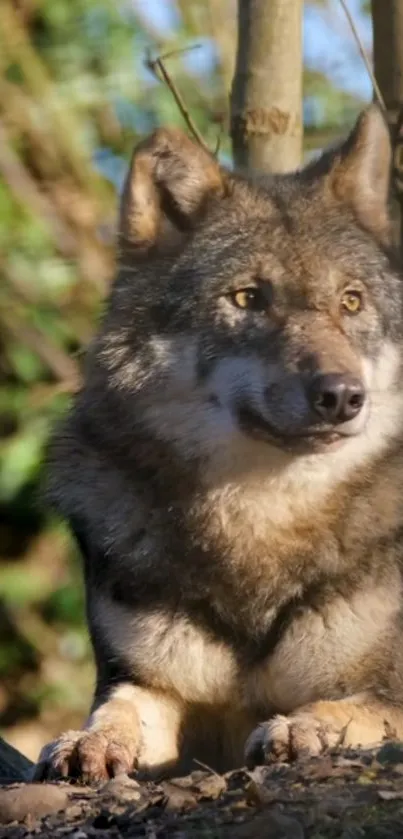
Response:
[230, 288, 267, 312]
[340, 290, 363, 315]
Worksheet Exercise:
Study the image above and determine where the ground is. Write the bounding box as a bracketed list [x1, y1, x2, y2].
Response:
[2, 740, 403, 837]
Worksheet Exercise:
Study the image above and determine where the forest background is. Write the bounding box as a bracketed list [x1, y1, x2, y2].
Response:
[0, 0, 380, 761]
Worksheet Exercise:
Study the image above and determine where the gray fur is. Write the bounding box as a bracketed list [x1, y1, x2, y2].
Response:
[34, 107, 403, 781]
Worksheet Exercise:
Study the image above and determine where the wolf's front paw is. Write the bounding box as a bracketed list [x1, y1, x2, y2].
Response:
[33, 723, 140, 784]
[244, 711, 342, 767]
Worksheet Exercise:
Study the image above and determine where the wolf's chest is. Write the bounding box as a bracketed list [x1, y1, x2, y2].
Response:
[245, 578, 401, 714]
[200, 463, 343, 575]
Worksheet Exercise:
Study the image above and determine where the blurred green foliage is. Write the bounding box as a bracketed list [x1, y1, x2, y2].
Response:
[0, 0, 369, 758]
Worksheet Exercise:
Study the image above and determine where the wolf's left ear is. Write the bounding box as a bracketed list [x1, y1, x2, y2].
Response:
[324, 105, 392, 243]
[119, 128, 225, 251]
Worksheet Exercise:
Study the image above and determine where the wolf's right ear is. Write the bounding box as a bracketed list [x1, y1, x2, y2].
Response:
[119, 128, 225, 251]
[325, 105, 392, 243]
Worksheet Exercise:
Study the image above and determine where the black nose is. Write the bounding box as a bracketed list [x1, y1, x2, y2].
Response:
[308, 373, 365, 424]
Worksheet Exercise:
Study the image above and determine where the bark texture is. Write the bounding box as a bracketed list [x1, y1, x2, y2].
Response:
[230, 0, 303, 174]
[372, 0, 403, 253]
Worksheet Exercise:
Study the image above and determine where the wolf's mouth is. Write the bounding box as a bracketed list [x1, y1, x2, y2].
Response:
[237, 404, 355, 453]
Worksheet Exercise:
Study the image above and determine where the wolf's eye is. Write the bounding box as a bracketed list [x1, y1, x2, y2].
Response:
[341, 290, 363, 315]
[231, 288, 267, 311]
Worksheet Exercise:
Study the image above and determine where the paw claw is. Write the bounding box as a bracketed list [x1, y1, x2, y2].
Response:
[34, 727, 139, 784]
[245, 711, 337, 767]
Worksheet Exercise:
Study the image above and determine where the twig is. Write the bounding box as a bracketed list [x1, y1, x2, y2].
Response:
[154, 44, 202, 63]
[339, 0, 385, 112]
[146, 49, 210, 152]
[192, 758, 222, 779]
[332, 718, 352, 750]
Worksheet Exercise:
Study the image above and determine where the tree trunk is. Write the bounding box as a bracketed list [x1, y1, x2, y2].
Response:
[371, 0, 403, 253]
[230, 0, 303, 174]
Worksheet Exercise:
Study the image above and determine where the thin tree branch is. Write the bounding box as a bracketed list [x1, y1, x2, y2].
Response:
[146, 49, 211, 152]
[0, 121, 77, 257]
[0, 0, 97, 188]
[339, 0, 385, 111]
[0, 301, 82, 391]
[0, 125, 110, 295]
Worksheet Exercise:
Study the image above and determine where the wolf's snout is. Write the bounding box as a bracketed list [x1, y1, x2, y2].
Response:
[308, 373, 365, 424]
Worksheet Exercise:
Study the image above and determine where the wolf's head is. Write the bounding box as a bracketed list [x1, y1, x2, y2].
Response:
[95, 106, 403, 476]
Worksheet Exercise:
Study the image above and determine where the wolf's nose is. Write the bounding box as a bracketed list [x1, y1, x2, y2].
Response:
[309, 373, 365, 424]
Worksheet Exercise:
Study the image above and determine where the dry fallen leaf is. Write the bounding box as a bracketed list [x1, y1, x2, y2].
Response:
[378, 789, 403, 801]
[160, 781, 198, 810]
[192, 772, 227, 800]
[244, 779, 273, 806]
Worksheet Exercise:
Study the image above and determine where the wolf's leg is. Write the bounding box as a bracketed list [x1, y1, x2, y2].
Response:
[33, 684, 182, 783]
[244, 695, 403, 766]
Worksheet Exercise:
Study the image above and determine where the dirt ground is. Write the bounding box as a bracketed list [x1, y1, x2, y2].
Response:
[2, 741, 403, 838]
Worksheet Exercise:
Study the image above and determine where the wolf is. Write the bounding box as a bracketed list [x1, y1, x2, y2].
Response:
[35, 104, 403, 783]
